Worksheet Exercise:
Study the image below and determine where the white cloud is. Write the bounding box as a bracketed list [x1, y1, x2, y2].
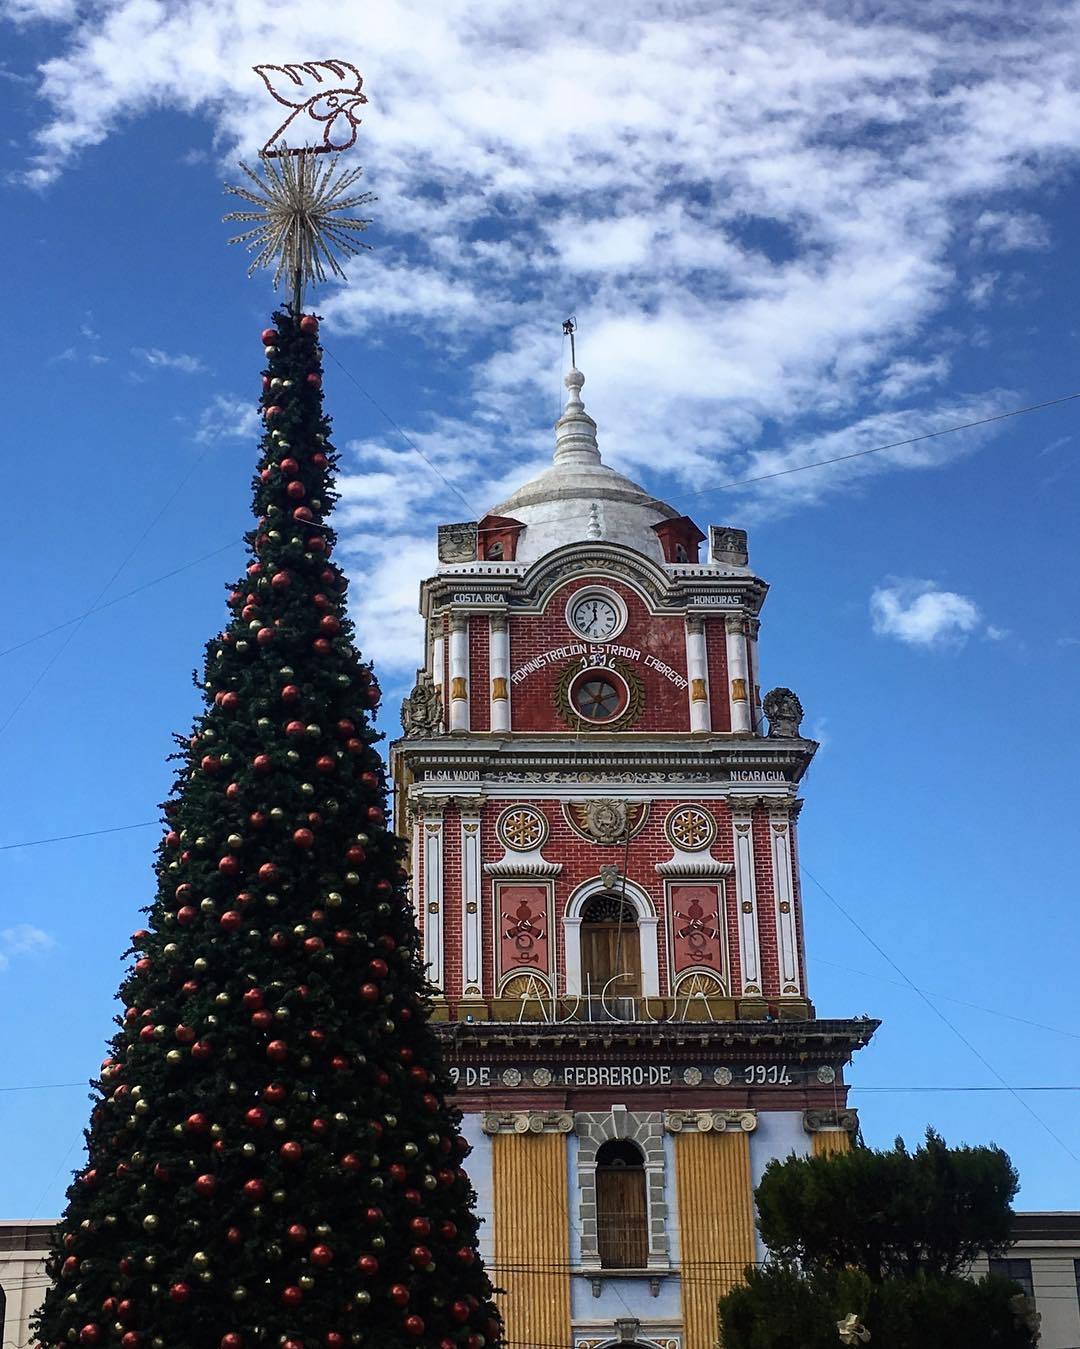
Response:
[870, 580, 983, 648]
[972, 209, 1051, 252]
[984, 624, 1010, 642]
[877, 355, 951, 402]
[133, 347, 206, 374]
[196, 393, 260, 444]
[9, 0, 1080, 590]
[0, 923, 55, 972]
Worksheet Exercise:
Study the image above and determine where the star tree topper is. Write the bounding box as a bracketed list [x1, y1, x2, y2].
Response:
[224, 61, 375, 310]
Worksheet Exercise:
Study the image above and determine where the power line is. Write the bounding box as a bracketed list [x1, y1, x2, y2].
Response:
[472, 387, 1080, 536]
[0, 821, 157, 853]
[811, 957, 1080, 1041]
[800, 863, 1080, 1168]
[322, 344, 482, 518]
[0, 541, 237, 661]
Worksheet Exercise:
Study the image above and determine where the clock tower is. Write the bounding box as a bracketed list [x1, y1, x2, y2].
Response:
[391, 365, 877, 1349]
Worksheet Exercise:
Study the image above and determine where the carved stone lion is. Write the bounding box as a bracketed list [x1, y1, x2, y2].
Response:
[400, 669, 442, 738]
[763, 686, 803, 738]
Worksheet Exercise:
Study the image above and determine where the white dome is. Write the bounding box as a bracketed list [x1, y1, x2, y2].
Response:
[489, 368, 678, 565]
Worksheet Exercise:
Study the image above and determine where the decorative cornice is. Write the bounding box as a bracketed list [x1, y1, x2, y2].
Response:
[664, 1109, 757, 1134]
[655, 856, 734, 877]
[483, 850, 563, 877]
[481, 1110, 574, 1135]
[804, 1108, 858, 1134]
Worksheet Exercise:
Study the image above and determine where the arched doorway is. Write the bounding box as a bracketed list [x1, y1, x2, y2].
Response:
[595, 1140, 648, 1269]
[580, 892, 641, 1015]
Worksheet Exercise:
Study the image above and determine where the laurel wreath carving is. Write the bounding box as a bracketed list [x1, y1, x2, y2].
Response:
[553, 658, 645, 732]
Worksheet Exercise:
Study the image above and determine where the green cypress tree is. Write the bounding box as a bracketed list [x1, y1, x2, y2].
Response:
[33, 309, 500, 1349]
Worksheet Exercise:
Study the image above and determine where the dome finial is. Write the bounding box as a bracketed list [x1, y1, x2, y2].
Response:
[554, 363, 601, 467]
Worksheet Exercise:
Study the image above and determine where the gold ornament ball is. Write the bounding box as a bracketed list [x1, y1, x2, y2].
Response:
[274, 1006, 290, 1021]
[266, 893, 280, 907]
[315, 1222, 332, 1237]
[371, 1236, 385, 1250]
[299, 1274, 315, 1291]
[216, 991, 231, 1005]
[345, 872, 360, 886]
[142, 1215, 160, 1232]
[270, 806, 286, 821]
[232, 1286, 248, 1302]
[200, 898, 217, 914]
[198, 1270, 214, 1284]
[145, 1255, 158, 1270]
[131, 1085, 143, 1099]
[327, 892, 343, 907]
[404, 1142, 418, 1158]
[163, 943, 179, 958]
[195, 836, 208, 849]
[271, 1189, 286, 1204]
[193, 957, 208, 973]
[210, 1123, 225, 1139]
[191, 1252, 210, 1269]
[333, 1111, 348, 1124]
[354, 1291, 371, 1306]
[242, 1142, 257, 1157]
[166, 1050, 183, 1066]
[227, 833, 243, 849]
[272, 1116, 287, 1131]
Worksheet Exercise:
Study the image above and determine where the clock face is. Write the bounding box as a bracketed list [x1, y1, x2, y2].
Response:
[570, 595, 620, 639]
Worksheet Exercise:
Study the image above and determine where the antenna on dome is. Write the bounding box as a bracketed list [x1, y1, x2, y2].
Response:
[562, 315, 577, 368]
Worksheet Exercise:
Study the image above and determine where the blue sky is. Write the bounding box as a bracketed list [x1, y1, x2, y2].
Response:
[2, 0, 1079, 1219]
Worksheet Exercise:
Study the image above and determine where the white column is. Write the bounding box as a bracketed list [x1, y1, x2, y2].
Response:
[767, 799, 802, 996]
[640, 915, 660, 997]
[430, 615, 446, 733]
[458, 796, 485, 998]
[685, 615, 711, 734]
[422, 800, 447, 990]
[489, 614, 510, 734]
[448, 613, 470, 734]
[730, 801, 763, 996]
[726, 614, 752, 734]
[747, 616, 762, 733]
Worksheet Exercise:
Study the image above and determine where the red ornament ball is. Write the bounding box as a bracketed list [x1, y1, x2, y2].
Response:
[285, 720, 306, 738]
[253, 754, 272, 774]
[359, 983, 379, 1003]
[280, 1140, 303, 1162]
[260, 327, 277, 344]
[191, 1040, 213, 1062]
[299, 314, 319, 335]
[221, 1336, 244, 1349]
[292, 828, 315, 849]
[219, 910, 242, 931]
[221, 691, 240, 711]
[79, 1327, 102, 1346]
[185, 1113, 209, 1133]
[340, 1152, 362, 1172]
[218, 855, 241, 876]
[306, 373, 321, 388]
[313, 637, 332, 654]
[281, 684, 301, 703]
[286, 480, 307, 501]
[403, 1316, 425, 1337]
[310, 1243, 334, 1267]
[271, 570, 291, 590]
[325, 1336, 346, 1349]
[286, 1223, 308, 1244]
[259, 862, 280, 882]
[256, 627, 275, 646]
[451, 1301, 470, 1323]
[389, 1285, 409, 1308]
[356, 1254, 379, 1275]
[243, 1178, 266, 1201]
[168, 1283, 190, 1304]
[245, 1107, 268, 1128]
[266, 1040, 288, 1063]
[194, 1173, 217, 1196]
[315, 755, 336, 774]
[264, 1082, 287, 1103]
[281, 1286, 303, 1307]
[279, 457, 299, 476]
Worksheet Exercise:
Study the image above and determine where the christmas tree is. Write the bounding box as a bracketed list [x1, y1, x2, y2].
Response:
[32, 307, 501, 1349]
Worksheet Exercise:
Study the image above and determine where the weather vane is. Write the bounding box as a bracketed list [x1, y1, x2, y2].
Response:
[224, 61, 375, 312]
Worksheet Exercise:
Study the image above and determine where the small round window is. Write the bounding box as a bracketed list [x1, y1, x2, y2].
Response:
[570, 670, 629, 723]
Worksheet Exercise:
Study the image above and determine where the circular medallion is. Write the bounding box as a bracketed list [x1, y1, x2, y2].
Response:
[555, 658, 644, 732]
[496, 806, 548, 851]
[501, 1068, 522, 1087]
[531, 1068, 553, 1087]
[713, 1067, 733, 1086]
[666, 805, 716, 851]
[682, 1067, 703, 1086]
[565, 586, 627, 642]
[816, 1065, 836, 1085]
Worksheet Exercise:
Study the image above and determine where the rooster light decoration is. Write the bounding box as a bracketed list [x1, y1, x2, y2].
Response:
[224, 60, 375, 309]
[254, 60, 368, 157]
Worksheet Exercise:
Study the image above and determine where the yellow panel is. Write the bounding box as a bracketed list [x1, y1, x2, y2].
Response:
[675, 1130, 757, 1349]
[492, 1132, 572, 1348]
[811, 1130, 852, 1158]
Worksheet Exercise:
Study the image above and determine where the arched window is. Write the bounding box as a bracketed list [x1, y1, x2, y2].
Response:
[595, 1140, 648, 1269]
[580, 893, 641, 1004]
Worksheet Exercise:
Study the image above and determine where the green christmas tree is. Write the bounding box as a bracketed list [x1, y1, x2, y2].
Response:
[33, 309, 500, 1349]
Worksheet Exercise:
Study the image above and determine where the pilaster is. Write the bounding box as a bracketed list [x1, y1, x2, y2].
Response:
[421, 797, 448, 990]
[684, 616, 711, 734]
[766, 799, 802, 997]
[448, 612, 470, 733]
[489, 614, 510, 733]
[458, 795, 486, 1002]
[730, 801, 763, 997]
[725, 614, 752, 734]
[430, 614, 446, 733]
